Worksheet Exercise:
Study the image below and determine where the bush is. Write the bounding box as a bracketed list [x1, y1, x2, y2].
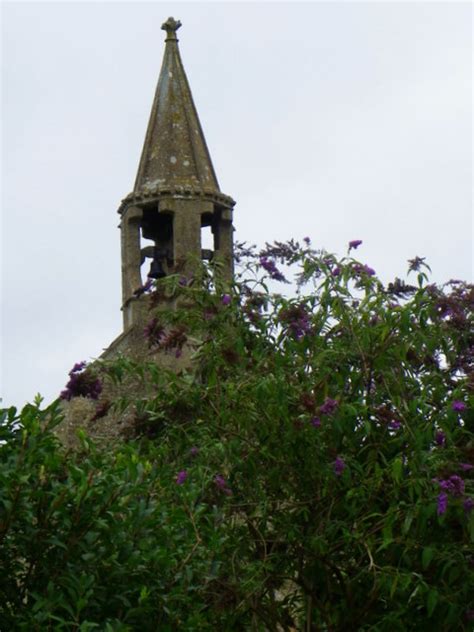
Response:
[1, 240, 473, 630]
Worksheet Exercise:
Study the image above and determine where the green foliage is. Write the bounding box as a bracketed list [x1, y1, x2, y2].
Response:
[1, 242, 473, 630]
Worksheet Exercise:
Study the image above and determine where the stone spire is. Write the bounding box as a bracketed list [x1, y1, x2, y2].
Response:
[119, 16, 233, 211]
[117, 18, 235, 332]
[132, 17, 220, 198]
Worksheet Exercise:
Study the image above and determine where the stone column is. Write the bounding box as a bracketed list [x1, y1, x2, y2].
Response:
[159, 197, 214, 278]
[215, 208, 234, 280]
[120, 205, 143, 329]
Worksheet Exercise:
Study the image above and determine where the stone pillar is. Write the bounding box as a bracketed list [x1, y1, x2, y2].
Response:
[159, 197, 214, 277]
[215, 208, 234, 280]
[120, 205, 143, 329]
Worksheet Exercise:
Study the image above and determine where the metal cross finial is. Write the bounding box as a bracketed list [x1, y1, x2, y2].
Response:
[161, 17, 182, 41]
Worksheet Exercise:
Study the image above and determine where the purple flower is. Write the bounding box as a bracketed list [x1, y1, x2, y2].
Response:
[352, 263, 376, 277]
[69, 361, 87, 375]
[214, 474, 232, 495]
[389, 420, 401, 431]
[311, 416, 321, 428]
[349, 239, 363, 251]
[176, 470, 188, 485]
[435, 430, 446, 446]
[452, 400, 467, 412]
[303, 236, 311, 245]
[259, 257, 287, 282]
[438, 475, 465, 497]
[319, 398, 338, 416]
[463, 498, 474, 513]
[334, 456, 346, 476]
[189, 446, 199, 457]
[331, 266, 341, 277]
[459, 463, 473, 472]
[60, 369, 102, 401]
[279, 304, 312, 340]
[221, 294, 231, 306]
[437, 492, 448, 516]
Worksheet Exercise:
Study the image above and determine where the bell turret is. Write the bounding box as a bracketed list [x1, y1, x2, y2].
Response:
[118, 17, 235, 330]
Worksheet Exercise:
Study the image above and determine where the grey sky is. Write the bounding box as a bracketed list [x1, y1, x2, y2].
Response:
[2, 2, 472, 407]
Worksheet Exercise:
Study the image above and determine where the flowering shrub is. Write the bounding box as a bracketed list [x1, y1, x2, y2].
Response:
[60, 361, 102, 401]
[1, 240, 473, 629]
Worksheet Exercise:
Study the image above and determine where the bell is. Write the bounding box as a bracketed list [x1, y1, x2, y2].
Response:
[148, 257, 166, 279]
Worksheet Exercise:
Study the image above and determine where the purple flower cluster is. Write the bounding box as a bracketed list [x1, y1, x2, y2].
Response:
[464, 498, 474, 513]
[435, 474, 468, 516]
[60, 361, 102, 401]
[319, 398, 338, 416]
[437, 492, 448, 516]
[259, 257, 287, 282]
[435, 288, 470, 332]
[311, 416, 321, 428]
[408, 256, 426, 272]
[176, 470, 188, 485]
[435, 430, 446, 447]
[214, 474, 232, 496]
[353, 263, 376, 277]
[221, 294, 231, 306]
[388, 420, 402, 431]
[279, 304, 312, 340]
[452, 400, 467, 412]
[438, 475, 465, 497]
[334, 456, 346, 476]
[70, 361, 87, 374]
[349, 239, 363, 251]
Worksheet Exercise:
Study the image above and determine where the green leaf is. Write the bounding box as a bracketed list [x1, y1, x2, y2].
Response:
[391, 457, 403, 484]
[426, 588, 438, 617]
[402, 510, 414, 535]
[421, 547, 434, 570]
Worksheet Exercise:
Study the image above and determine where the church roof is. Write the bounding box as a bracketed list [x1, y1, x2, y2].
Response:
[120, 17, 234, 213]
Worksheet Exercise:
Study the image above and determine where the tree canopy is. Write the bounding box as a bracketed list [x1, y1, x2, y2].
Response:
[1, 240, 473, 630]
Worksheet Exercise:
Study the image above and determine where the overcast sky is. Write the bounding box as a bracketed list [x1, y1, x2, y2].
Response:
[2, 1, 472, 408]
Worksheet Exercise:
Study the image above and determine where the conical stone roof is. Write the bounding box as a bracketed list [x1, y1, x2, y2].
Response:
[120, 17, 234, 212]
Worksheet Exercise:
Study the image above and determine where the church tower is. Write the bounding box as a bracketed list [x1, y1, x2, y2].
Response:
[118, 17, 235, 332]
